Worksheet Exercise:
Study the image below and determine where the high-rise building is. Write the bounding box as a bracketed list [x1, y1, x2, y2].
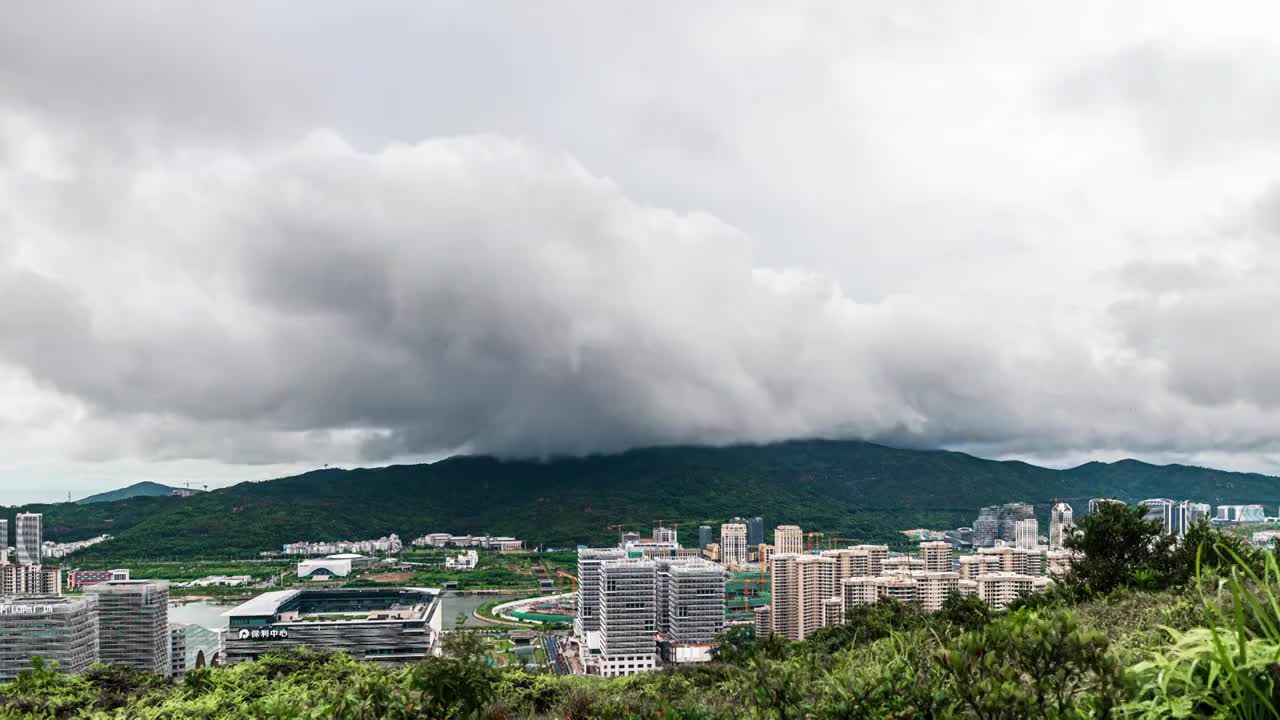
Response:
[822, 597, 844, 627]
[977, 546, 1040, 576]
[853, 544, 889, 575]
[719, 523, 747, 568]
[747, 517, 765, 548]
[976, 572, 1036, 610]
[774, 525, 804, 556]
[653, 526, 678, 546]
[1, 564, 62, 596]
[86, 580, 170, 675]
[821, 547, 871, 579]
[999, 503, 1035, 543]
[841, 576, 879, 610]
[919, 541, 953, 572]
[881, 556, 924, 576]
[1045, 550, 1075, 577]
[0, 519, 8, 564]
[757, 544, 775, 570]
[1014, 518, 1038, 550]
[1169, 502, 1189, 537]
[698, 526, 713, 549]
[660, 559, 725, 645]
[916, 571, 959, 611]
[875, 575, 918, 605]
[576, 548, 626, 637]
[1139, 499, 1176, 535]
[0, 595, 99, 683]
[973, 506, 1000, 548]
[1048, 502, 1074, 549]
[598, 558, 657, 677]
[1088, 498, 1126, 515]
[753, 606, 772, 637]
[1185, 502, 1212, 527]
[14, 513, 42, 566]
[769, 554, 835, 641]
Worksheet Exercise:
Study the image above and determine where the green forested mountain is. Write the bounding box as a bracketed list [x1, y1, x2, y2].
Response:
[15, 439, 1280, 560]
[76, 481, 195, 505]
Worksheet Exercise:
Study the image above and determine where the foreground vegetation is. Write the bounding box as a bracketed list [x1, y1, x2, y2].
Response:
[6, 505, 1280, 718]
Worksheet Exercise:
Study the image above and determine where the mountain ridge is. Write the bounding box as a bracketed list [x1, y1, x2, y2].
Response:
[12, 439, 1280, 560]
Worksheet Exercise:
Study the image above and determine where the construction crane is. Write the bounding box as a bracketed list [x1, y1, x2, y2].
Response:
[606, 524, 631, 546]
[827, 537, 864, 551]
[803, 532, 825, 553]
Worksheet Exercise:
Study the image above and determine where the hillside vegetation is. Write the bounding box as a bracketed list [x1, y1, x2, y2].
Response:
[12, 440, 1280, 559]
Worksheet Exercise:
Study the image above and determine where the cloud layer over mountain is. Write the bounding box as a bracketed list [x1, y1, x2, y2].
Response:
[4, 3, 1280, 499]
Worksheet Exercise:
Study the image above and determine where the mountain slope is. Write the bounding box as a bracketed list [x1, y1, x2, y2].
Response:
[59, 440, 1280, 560]
[77, 481, 193, 504]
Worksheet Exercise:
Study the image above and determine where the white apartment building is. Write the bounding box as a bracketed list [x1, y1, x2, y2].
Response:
[598, 558, 658, 677]
[774, 525, 804, 556]
[977, 546, 1040, 576]
[823, 597, 843, 627]
[976, 572, 1037, 609]
[958, 579, 979, 596]
[919, 541, 953, 573]
[841, 576, 879, 610]
[916, 571, 959, 611]
[1049, 503, 1074, 550]
[575, 548, 626, 638]
[821, 547, 871, 579]
[753, 605, 772, 637]
[854, 544, 889, 575]
[770, 554, 835, 641]
[1044, 550, 1076, 578]
[0, 564, 62, 596]
[719, 523, 748, 569]
[881, 556, 924, 576]
[1015, 518, 1039, 550]
[876, 575, 918, 605]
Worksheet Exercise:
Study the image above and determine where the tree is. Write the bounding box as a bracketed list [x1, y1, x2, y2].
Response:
[1063, 502, 1174, 594]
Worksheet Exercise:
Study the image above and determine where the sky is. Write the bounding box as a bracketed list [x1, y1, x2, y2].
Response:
[5, 2, 1280, 503]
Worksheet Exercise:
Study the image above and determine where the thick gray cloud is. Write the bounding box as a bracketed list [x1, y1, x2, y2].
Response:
[4, 2, 1280, 501]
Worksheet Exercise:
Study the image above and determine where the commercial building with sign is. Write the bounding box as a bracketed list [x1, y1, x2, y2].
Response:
[222, 588, 442, 665]
[0, 596, 99, 683]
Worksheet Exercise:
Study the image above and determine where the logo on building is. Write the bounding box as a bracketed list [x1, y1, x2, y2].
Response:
[237, 627, 288, 640]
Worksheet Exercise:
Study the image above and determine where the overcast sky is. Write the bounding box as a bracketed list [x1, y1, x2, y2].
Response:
[5, 2, 1280, 503]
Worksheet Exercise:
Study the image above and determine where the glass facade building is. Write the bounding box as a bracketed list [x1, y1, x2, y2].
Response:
[0, 595, 98, 683]
[86, 580, 170, 675]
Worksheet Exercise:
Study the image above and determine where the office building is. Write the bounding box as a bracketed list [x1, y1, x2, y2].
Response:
[1015, 518, 1039, 550]
[67, 569, 130, 591]
[0, 519, 7, 563]
[170, 623, 222, 679]
[698, 526, 713, 549]
[597, 558, 657, 676]
[1216, 505, 1267, 523]
[916, 572, 959, 611]
[976, 572, 1038, 610]
[719, 523, 747, 569]
[774, 525, 804, 556]
[15, 513, 42, 566]
[1185, 502, 1212, 526]
[1088, 498, 1126, 515]
[575, 548, 626, 637]
[999, 503, 1036, 543]
[1139, 499, 1177, 535]
[770, 554, 835, 641]
[1049, 502, 1073, 549]
[0, 595, 99, 683]
[919, 541, 953, 573]
[658, 559, 725, 663]
[653, 526, 678, 546]
[86, 580, 171, 675]
[973, 506, 1000, 547]
[225, 588, 441, 665]
[1, 564, 62, 596]
[1169, 502, 1189, 536]
[297, 555, 357, 579]
[747, 517, 765, 548]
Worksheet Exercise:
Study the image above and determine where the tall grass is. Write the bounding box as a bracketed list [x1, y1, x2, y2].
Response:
[1126, 543, 1280, 718]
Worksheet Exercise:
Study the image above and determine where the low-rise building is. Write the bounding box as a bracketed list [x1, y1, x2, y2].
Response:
[223, 588, 442, 665]
[169, 623, 222, 679]
[67, 569, 130, 591]
[1, 564, 62, 596]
